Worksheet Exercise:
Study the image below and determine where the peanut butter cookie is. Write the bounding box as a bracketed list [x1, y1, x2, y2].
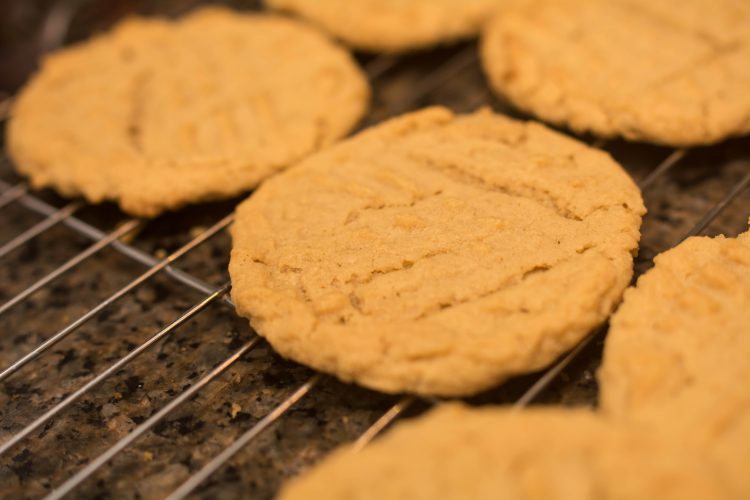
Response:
[600, 227, 750, 497]
[265, 0, 503, 52]
[279, 405, 730, 500]
[481, 0, 750, 146]
[230, 107, 644, 396]
[7, 7, 369, 216]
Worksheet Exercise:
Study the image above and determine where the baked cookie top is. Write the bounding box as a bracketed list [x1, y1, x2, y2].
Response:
[481, 0, 750, 146]
[229, 107, 644, 396]
[265, 0, 503, 53]
[7, 7, 369, 217]
[278, 405, 730, 500]
[599, 227, 750, 496]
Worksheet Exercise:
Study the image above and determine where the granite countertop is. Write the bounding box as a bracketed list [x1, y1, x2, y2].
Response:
[1, 2, 750, 498]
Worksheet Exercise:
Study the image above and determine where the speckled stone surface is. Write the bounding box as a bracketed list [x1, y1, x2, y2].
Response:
[1, 2, 749, 499]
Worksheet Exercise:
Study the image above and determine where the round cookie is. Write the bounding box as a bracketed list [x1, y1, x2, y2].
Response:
[278, 405, 730, 500]
[265, 0, 503, 53]
[7, 7, 370, 217]
[229, 107, 644, 396]
[481, 0, 750, 146]
[599, 228, 750, 497]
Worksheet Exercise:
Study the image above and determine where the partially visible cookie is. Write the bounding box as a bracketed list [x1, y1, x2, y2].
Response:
[229, 106, 644, 396]
[481, 0, 750, 146]
[7, 7, 369, 217]
[599, 227, 750, 497]
[265, 0, 503, 52]
[278, 404, 730, 500]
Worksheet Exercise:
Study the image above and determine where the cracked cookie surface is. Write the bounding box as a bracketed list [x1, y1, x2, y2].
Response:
[265, 0, 504, 53]
[481, 0, 750, 146]
[599, 227, 750, 497]
[230, 107, 644, 396]
[7, 7, 369, 217]
[278, 405, 730, 500]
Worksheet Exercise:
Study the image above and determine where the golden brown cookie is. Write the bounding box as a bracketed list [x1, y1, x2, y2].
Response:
[481, 0, 750, 146]
[229, 107, 644, 396]
[265, 0, 503, 52]
[278, 405, 731, 500]
[7, 7, 369, 217]
[599, 227, 750, 497]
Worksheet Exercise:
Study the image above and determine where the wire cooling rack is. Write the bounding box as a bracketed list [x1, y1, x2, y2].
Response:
[1, 4, 750, 500]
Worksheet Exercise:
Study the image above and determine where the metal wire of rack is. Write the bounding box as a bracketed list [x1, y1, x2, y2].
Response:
[1, 5, 750, 500]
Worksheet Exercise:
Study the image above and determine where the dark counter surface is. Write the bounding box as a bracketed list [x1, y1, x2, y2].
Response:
[1, 3, 749, 497]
